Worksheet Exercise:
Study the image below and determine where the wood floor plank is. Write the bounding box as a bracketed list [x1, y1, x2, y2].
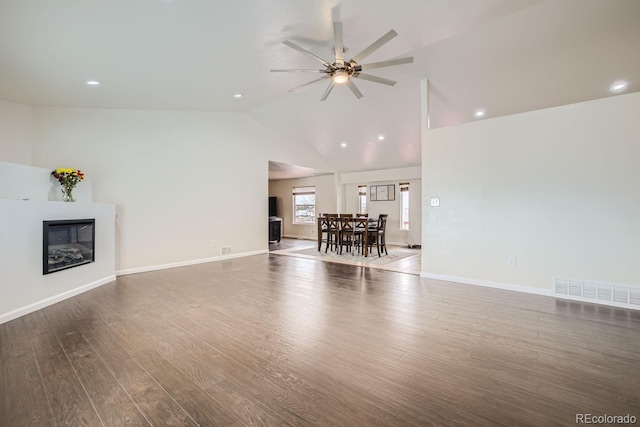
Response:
[165, 311, 412, 426]
[131, 348, 238, 427]
[29, 315, 104, 426]
[2, 254, 640, 425]
[0, 315, 55, 427]
[80, 325, 199, 427]
[41, 304, 152, 427]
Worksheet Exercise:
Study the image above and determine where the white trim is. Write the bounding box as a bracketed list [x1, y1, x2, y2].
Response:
[116, 249, 268, 276]
[420, 272, 552, 297]
[0, 275, 115, 325]
[386, 241, 409, 247]
[420, 272, 640, 311]
[282, 234, 315, 241]
[551, 277, 640, 311]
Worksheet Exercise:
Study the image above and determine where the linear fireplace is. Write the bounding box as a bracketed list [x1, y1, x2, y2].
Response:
[43, 219, 95, 275]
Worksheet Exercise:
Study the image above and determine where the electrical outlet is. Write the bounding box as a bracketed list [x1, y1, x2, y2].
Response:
[221, 247, 232, 255]
[508, 256, 517, 267]
[210, 240, 216, 247]
[430, 197, 440, 207]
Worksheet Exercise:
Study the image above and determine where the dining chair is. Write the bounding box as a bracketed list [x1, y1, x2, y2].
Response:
[367, 214, 388, 256]
[338, 216, 355, 254]
[352, 216, 369, 256]
[317, 216, 329, 251]
[325, 215, 340, 253]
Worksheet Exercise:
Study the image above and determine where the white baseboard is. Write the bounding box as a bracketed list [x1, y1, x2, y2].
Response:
[420, 272, 552, 297]
[387, 241, 412, 247]
[282, 234, 315, 241]
[0, 275, 116, 325]
[116, 249, 269, 276]
[420, 272, 640, 310]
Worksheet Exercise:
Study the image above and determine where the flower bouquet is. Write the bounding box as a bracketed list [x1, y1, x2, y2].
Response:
[51, 168, 85, 202]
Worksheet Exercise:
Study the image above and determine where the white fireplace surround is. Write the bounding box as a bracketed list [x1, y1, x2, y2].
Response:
[0, 162, 116, 324]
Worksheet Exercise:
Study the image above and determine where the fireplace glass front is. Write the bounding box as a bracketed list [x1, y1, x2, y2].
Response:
[43, 219, 95, 274]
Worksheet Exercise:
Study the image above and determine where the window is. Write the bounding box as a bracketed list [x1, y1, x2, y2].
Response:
[292, 186, 316, 224]
[400, 182, 410, 230]
[358, 185, 367, 214]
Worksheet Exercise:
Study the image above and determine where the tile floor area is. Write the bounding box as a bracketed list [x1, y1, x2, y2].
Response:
[270, 238, 421, 275]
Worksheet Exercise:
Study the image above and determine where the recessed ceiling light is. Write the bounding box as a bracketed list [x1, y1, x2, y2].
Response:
[377, 135, 385, 141]
[340, 142, 348, 148]
[610, 81, 627, 92]
[474, 110, 485, 118]
[233, 93, 243, 98]
[85, 80, 101, 86]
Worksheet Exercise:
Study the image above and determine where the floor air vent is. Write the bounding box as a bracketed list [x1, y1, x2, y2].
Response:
[554, 278, 640, 310]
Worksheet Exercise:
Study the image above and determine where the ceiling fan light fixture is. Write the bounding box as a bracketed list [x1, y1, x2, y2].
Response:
[333, 70, 349, 84]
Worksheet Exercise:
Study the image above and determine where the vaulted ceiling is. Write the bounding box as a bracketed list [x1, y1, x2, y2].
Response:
[1, 0, 639, 175]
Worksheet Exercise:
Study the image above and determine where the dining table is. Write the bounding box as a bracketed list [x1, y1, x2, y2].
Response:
[316, 215, 378, 257]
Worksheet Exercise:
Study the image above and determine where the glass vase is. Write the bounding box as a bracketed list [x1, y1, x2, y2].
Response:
[62, 188, 75, 202]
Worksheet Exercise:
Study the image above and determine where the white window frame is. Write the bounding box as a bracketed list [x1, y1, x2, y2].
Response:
[400, 182, 410, 231]
[292, 186, 316, 224]
[358, 185, 367, 214]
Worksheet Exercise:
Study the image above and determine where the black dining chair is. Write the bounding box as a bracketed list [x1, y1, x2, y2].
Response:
[338, 216, 355, 254]
[325, 215, 340, 253]
[317, 216, 329, 251]
[352, 216, 369, 256]
[367, 214, 388, 256]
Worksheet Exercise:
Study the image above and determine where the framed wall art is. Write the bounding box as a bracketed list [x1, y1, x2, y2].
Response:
[370, 184, 395, 201]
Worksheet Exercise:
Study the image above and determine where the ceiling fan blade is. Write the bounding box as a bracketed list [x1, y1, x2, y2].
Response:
[359, 56, 413, 71]
[350, 29, 397, 64]
[354, 73, 396, 86]
[333, 21, 344, 66]
[346, 79, 363, 99]
[289, 76, 330, 92]
[271, 69, 328, 73]
[282, 40, 333, 68]
[320, 82, 335, 101]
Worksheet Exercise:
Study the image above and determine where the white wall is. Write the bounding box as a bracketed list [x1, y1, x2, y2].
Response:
[340, 166, 421, 184]
[341, 167, 422, 245]
[0, 199, 116, 323]
[421, 92, 640, 290]
[0, 161, 92, 202]
[0, 100, 33, 164]
[269, 174, 337, 240]
[27, 106, 332, 272]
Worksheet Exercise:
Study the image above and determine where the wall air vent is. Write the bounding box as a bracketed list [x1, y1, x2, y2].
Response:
[553, 278, 640, 310]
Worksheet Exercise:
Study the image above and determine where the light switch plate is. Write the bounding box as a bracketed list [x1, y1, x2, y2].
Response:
[430, 197, 440, 207]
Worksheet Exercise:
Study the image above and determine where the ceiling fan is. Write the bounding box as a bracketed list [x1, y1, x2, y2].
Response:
[271, 21, 413, 101]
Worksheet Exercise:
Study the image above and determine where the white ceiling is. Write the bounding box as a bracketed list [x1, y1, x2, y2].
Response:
[1, 0, 639, 177]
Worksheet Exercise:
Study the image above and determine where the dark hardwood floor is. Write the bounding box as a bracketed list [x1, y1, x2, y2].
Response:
[2, 254, 640, 426]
